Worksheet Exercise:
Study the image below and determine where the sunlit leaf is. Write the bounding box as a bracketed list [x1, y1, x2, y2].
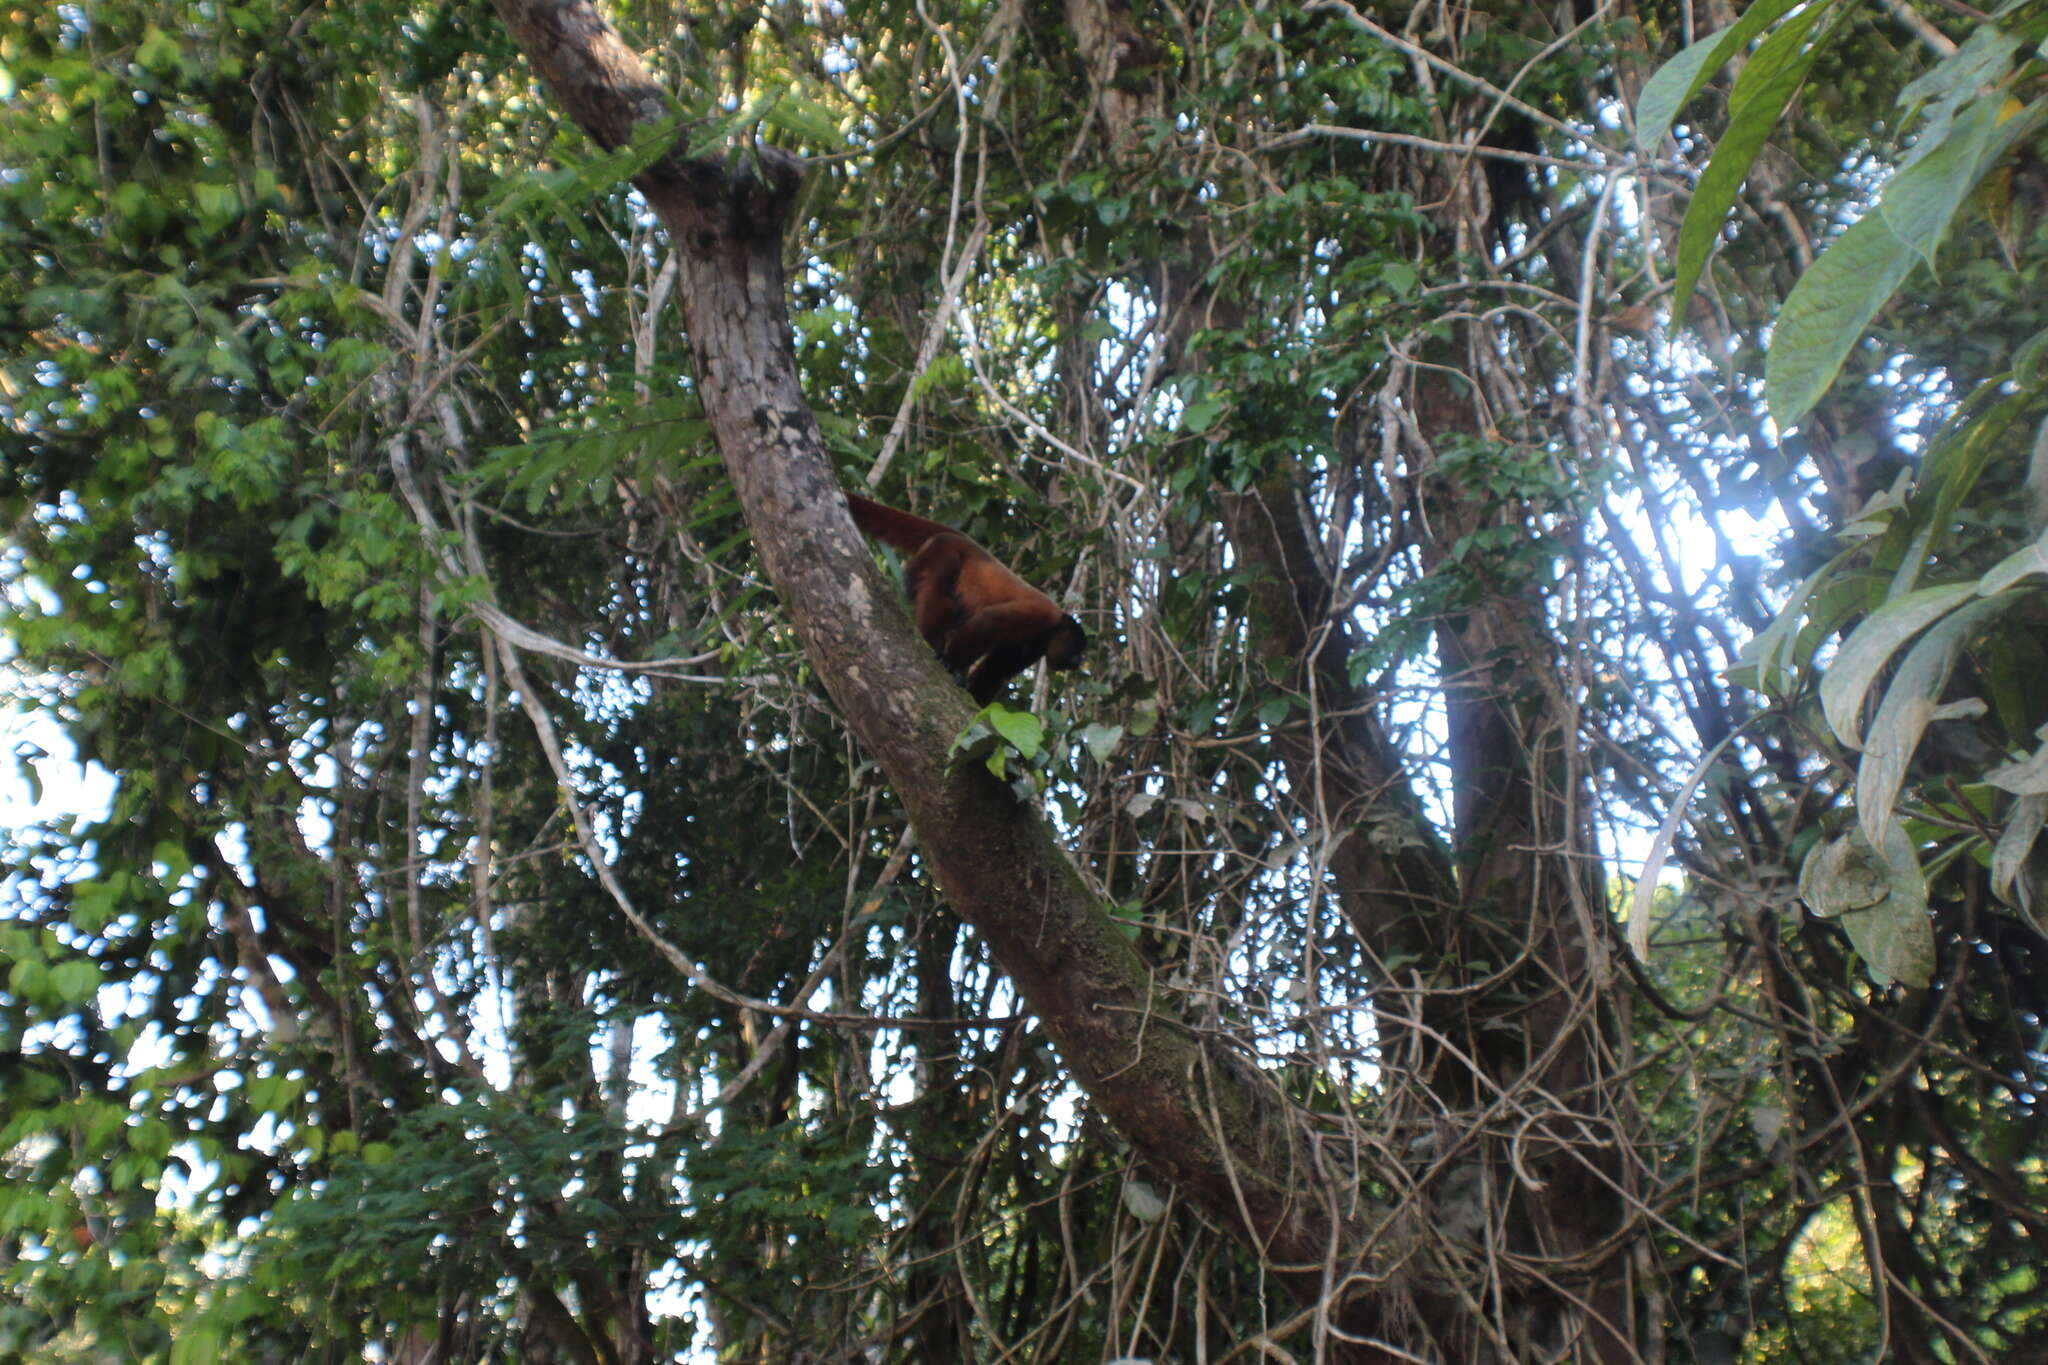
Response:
[169, 1324, 224, 1365]
[762, 90, 845, 150]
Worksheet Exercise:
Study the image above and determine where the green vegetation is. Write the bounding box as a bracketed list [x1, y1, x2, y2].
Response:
[3, 0, 2044, 1359]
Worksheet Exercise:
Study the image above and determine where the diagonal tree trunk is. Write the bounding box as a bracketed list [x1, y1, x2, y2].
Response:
[483, 0, 1438, 1354]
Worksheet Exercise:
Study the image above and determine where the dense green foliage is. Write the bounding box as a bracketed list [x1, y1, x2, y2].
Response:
[3, 0, 2045, 1361]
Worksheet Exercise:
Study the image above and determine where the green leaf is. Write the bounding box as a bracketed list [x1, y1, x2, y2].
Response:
[1769, 97, 2048, 426]
[49, 959, 99, 1005]
[1855, 594, 2012, 848]
[983, 705, 1044, 760]
[1856, 823, 1936, 989]
[1633, 0, 1807, 151]
[69, 879, 121, 933]
[1734, 544, 1861, 694]
[1990, 793, 2047, 923]
[170, 1324, 223, 1365]
[1872, 99, 2014, 268]
[1799, 823, 1935, 987]
[193, 180, 241, 228]
[1669, 0, 1840, 320]
[131, 1115, 173, 1160]
[1181, 393, 1228, 434]
[1820, 582, 1976, 748]
[949, 717, 999, 767]
[150, 841, 190, 886]
[246, 1071, 301, 1114]
[761, 90, 844, 150]
[1896, 381, 2045, 596]
[1761, 215, 1900, 427]
[1896, 23, 2024, 155]
[8, 958, 50, 1003]
[1078, 723, 1124, 761]
[1987, 726, 2048, 796]
[1106, 899, 1144, 942]
[537, 107, 690, 207]
[136, 25, 182, 74]
[2012, 325, 2048, 387]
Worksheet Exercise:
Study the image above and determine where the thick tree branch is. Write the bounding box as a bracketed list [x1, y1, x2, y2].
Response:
[486, 0, 1410, 1343]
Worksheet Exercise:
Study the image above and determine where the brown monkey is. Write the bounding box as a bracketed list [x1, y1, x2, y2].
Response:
[844, 492, 1086, 703]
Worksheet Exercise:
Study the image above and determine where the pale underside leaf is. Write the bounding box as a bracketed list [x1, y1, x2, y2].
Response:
[1820, 583, 1977, 749]
[1856, 594, 2012, 849]
[1799, 822, 1935, 988]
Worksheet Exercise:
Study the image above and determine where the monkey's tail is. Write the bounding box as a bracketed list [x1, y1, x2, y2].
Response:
[844, 491, 957, 554]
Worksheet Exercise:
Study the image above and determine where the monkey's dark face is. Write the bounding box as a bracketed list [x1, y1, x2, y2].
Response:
[1044, 616, 1087, 671]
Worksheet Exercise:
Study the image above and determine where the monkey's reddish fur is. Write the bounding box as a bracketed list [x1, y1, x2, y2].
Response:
[845, 492, 1087, 703]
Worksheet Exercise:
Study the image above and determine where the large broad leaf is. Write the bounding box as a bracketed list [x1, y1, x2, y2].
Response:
[1668, 0, 1841, 320]
[983, 704, 1044, 761]
[1894, 23, 2026, 171]
[1855, 593, 2012, 850]
[1768, 97, 2048, 427]
[1799, 829, 1890, 915]
[1873, 99, 2032, 267]
[1633, 0, 1809, 152]
[1819, 582, 1977, 748]
[1765, 220, 1925, 433]
[1799, 823, 1935, 988]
